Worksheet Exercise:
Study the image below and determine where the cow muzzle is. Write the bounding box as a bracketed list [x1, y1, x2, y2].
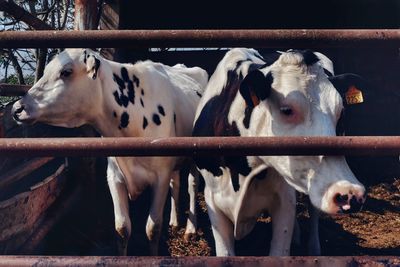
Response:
[320, 180, 366, 214]
[11, 101, 36, 125]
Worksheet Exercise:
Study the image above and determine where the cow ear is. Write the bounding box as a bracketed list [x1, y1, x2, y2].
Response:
[84, 50, 101, 80]
[240, 69, 272, 107]
[329, 73, 367, 105]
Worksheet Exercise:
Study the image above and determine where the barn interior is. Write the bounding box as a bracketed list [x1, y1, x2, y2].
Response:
[0, 0, 399, 257]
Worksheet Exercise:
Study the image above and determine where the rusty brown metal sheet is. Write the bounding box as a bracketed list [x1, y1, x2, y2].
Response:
[1, 136, 400, 157]
[18, 175, 82, 254]
[0, 157, 53, 189]
[0, 256, 399, 266]
[1, 29, 400, 48]
[0, 162, 66, 253]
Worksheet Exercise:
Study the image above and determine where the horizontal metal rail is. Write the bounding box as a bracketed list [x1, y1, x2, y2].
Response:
[0, 137, 400, 157]
[1, 29, 400, 48]
[0, 255, 399, 266]
[0, 84, 30, 97]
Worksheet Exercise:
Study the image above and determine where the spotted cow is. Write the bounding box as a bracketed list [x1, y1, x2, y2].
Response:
[192, 48, 366, 256]
[293, 55, 370, 256]
[11, 49, 208, 255]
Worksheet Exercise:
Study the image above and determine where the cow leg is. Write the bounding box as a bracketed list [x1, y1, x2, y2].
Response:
[107, 162, 131, 256]
[292, 218, 302, 246]
[146, 176, 170, 255]
[169, 170, 180, 230]
[184, 166, 199, 241]
[205, 187, 235, 256]
[307, 203, 321, 255]
[269, 186, 296, 256]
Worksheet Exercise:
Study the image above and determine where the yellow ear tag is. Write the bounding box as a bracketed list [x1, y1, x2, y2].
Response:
[345, 86, 364, 105]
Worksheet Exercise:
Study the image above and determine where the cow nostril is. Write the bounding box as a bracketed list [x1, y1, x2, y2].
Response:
[14, 105, 25, 114]
[12, 104, 25, 122]
[345, 196, 363, 213]
[334, 193, 348, 205]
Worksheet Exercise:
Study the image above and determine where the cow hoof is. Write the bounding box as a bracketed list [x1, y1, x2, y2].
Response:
[170, 225, 179, 233]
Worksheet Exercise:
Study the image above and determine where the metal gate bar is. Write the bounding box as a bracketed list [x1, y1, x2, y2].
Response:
[1, 136, 400, 157]
[0, 84, 30, 96]
[1, 29, 399, 48]
[0, 255, 399, 266]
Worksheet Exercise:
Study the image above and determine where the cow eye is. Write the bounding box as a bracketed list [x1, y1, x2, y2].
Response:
[280, 106, 293, 116]
[60, 69, 73, 78]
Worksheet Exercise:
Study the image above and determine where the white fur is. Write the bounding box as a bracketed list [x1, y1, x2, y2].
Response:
[194, 48, 365, 256]
[12, 49, 208, 255]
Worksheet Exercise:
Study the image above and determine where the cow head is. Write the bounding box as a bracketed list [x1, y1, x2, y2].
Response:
[239, 50, 365, 214]
[12, 49, 103, 128]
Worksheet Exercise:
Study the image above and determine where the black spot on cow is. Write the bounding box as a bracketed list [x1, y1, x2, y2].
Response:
[83, 50, 87, 64]
[121, 94, 129, 108]
[121, 67, 129, 82]
[113, 91, 122, 106]
[231, 172, 240, 191]
[113, 111, 117, 118]
[243, 106, 252, 129]
[158, 105, 165, 116]
[261, 51, 281, 66]
[133, 75, 140, 87]
[240, 70, 272, 108]
[94, 57, 101, 75]
[113, 74, 125, 90]
[235, 59, 250, 70]
[196, 91, 202, 97]
[323, 68, 333, 77]
[120, 112, 129, 129]
[143, 116, 148, 129]
[141, 89, 144, 96]
[127, 81, 135, 104]
[193, 63, 260, 190]
[140, 98, 144, 108]
[292, 49, 319, 66]
[152, 114, 161, 126]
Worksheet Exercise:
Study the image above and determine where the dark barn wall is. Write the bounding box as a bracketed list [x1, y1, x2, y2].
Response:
[117, 0, 400, 29]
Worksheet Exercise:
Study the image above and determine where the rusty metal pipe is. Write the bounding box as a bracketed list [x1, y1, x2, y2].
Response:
[0, 137, 400, 157]
[0, 84, 30, 96]
[0, 255, 399, 266]
[1, 29, 400, 48]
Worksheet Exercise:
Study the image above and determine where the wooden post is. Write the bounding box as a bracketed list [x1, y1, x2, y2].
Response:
[74, 0, 98, 30]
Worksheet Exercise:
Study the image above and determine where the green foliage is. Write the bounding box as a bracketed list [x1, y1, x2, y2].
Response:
[1, 74, 34, 85]
[3, 75, 19, 84]
[0, 75, 34, 106]
[0, 96, 19, 106]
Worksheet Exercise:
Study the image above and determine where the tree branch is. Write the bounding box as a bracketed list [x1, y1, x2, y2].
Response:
[59, 0, 70, 29]
[6, 50, 25, 85]
[74, 0, 98, 30]
[0, 0, 53, 30]
[14, 50, 35, 70]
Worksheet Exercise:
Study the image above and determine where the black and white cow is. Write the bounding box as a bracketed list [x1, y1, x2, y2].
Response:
[192, 48, 366, 256]
[11, 49, 208, 255]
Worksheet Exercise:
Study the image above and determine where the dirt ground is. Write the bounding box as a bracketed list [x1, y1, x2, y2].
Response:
[39, 170, 400, 257]
[166, 179, 400, 257]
